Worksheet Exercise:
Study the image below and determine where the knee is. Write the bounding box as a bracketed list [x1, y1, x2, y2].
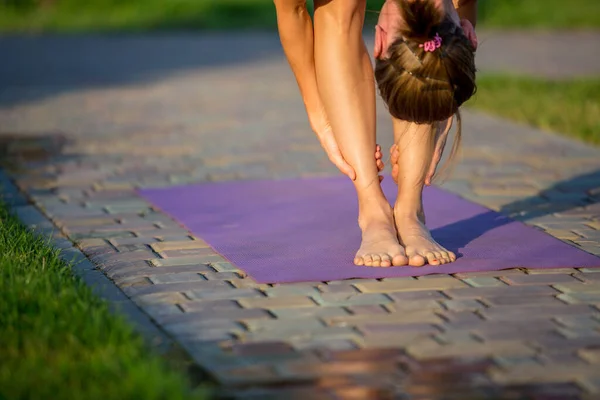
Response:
[315, 0, 366, 30]
[273, 0, 306, 14]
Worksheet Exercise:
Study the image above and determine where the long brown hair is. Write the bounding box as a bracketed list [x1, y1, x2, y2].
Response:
[375, 0, 476, 179]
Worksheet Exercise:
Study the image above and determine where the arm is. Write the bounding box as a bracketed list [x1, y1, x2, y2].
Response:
[273, 0, 356, 179]
[453, 0, 477, 27]
[273, 1, 326, 129]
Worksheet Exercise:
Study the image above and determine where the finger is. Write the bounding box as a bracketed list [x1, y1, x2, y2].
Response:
[425, 149, 442, 186]
[379, 175, 384, 183]
[376, 159, 384, 171]
[332, 155, 356, 181]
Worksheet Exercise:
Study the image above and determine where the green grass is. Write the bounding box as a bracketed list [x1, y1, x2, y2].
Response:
[0, 201, 210, 400]
[469, 75, 600, 145]
[0, 0, 598, 33]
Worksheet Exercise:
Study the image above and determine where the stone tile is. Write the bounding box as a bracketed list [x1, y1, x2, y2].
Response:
[578, 348, 600, 364]
[186, 288, 264, 301]
[481, 304, 593, 321]
[355, 277, 466, 293]
[346, 305, 389, 315]
[387, 290, 447, 302]
[150, 254, 227, 267]
[480, 295, 565, 307]
[311, 292, 391, 307]
[241, 326, 359, 343]
[269, 307, 350, 320]
[263, 285, 320, 297]
[444, 285, 559, 299]
[238, 296, 317, 309]
[152, 240, 210, 253]
[462, 277, 507, 287]
[407, 339, 534, 360]
[324, 310, 442, 327]
[554, 282, 600, 293]
[489, 364, 600, 385]
[501, 274, 577, 285]
[148, 272, 206, 284]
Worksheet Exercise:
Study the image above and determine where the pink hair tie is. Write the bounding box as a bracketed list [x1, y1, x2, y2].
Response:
[419, 33, 442, 52]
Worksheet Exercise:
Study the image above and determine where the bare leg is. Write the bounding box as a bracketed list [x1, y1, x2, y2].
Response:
[392, 119, 456, 266]
[313, 0, 407, 267]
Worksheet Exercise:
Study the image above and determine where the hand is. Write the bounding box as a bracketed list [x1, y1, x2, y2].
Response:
[311, 116, 357, 180]
[460, 18, 478, 50]
[375, 144, 385, 182]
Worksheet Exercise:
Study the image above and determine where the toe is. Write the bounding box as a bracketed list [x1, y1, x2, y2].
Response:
[448, 251, 457, 262]
[371, 254, 382, 267]
[392, 253, 408, 266]
[380, 254, 392, 267]
[425, 252, 440, 266]
[363, 255, 374, 267]
[439, 251, 451, 264]
[354, 256, 364, 266]
[408, 254, 426, 267]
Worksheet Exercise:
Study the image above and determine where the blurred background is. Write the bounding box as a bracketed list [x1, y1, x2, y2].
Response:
[1, 0, 599, 31]
[0, 0, 598, 145]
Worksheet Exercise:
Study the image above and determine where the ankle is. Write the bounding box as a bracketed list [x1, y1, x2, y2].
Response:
[393, 202, 424, 222]
[357, 199, 393, 229]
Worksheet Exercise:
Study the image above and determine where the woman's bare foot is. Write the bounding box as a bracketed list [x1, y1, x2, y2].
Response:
[394, 208, 456, 267]
[355, 201, 408, 267]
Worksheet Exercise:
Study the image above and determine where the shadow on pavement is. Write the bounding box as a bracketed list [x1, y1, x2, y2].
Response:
[0, 33, 284, 107]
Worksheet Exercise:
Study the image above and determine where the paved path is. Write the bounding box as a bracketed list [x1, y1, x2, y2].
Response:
[1, 32, 600, 399]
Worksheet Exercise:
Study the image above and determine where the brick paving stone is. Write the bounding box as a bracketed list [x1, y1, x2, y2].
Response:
[316, 283, 360, 294]
[385, 300, 442, 312]
[134, 292, 190, 306]
[440, 299, 486, 312]
[489, 364, 600, 385]
[407, 339, 534, 360]
[355, 277, 467, 293]
[558, 292, 600, 304]
[358, 322, 439, 336]
[481, 304, 593, 321]
[480, 295, 565, 307]
[212, 262, 244, 273]
[241, 327, 359, 343]
[312, 292, 392, 307]
[444, 285, 560, 299]
[148, 272, 206, 284]
[150, 255, 227, 267]
[242, 318, 324, 332]
[346, 305, 389, 315]
[264, 285, 321, 297]
[554, 282, 600, 293]
[269, 307, 350, 320]
[158, 248, 218, 258]
[387, 290, 447, 302]
[575, 273, 600, 282]
[109, 236, 159, 246]
[325, 310, 442, 327]
[578, 349, 600, 364]
[453, 269, 526, 278]
[186, 288, 264, 301]
[462, 277, 507, 287]
[238, 296, 317, 309]
[125, 280, 230, 296]
[501, 274, 578, 285]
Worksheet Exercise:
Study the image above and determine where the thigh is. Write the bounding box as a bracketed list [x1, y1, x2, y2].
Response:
[313, 0, 366, 16]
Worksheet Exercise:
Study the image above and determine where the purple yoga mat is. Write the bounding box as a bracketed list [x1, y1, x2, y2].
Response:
[139, 177, 600, 283]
